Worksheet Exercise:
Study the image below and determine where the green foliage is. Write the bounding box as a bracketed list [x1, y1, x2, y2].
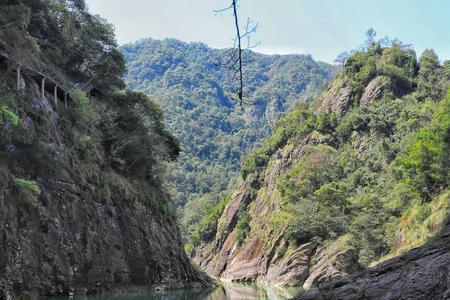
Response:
[0, 0, 180, 216]
[274, 146, 350, 244]
[0, 106, 19, 126]
[121, 38, 338, 228]
[68, 89, 98, 129]
[396, 91, 450, 198]
[241, 102, 315, 178]
[335, 107, 368, 138]
[417, 49, 442, 101]
[13, 177, 41, 206]
[232, 42, 450, 267]
[345, 44, 417, 100]
[235, 207, 251, 245]
[187, 194, 232, 250]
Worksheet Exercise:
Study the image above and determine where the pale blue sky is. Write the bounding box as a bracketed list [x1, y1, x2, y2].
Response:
[85, 0, 450, 63]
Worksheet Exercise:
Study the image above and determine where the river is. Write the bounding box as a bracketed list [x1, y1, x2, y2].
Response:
[47, 282, 304, 300]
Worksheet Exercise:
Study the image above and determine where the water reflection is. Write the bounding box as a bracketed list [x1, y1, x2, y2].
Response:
[48, 282, 304, 300]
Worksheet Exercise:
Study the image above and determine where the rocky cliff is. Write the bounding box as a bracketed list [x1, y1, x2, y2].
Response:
[0, 66, 209, 300]
[193, 133, 361, 287]
[192, 41, 450, 293]
[0, 1, 210, 298]
[299, 225, 450, 300]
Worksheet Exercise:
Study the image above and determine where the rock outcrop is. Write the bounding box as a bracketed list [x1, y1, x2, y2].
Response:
[193, 135, 357, 287]
[303, 235, 362, 289]
[0, 76, 210, 299]
[0, 163, 210, 299]
[360, 76, 391, 106]
[299, 226, 450, 300]
[315, 78, 352, 117]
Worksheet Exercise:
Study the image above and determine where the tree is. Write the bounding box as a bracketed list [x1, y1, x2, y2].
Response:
[334, 50, 355, 67]
[364, 27, 377, 49]
[417, 49, 442, 100]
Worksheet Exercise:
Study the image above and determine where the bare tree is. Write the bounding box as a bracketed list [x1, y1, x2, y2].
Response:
[334, 50, 355, 67]
[215, 0, 259, 108]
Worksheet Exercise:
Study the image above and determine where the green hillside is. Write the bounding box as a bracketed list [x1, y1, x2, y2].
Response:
[121, 38, 338, 237]
[192, 39, 450, 269]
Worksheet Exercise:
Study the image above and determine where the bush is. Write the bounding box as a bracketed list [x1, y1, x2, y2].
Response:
[13, 177, 41, 206]
[67, 89, 99, 129]
[235, 207, 251, 245]
[187, 194, 232, 247]
[0, 106, 19, 126]
[397, 91, 450, 198]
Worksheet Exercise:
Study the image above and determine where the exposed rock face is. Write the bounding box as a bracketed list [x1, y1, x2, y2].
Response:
[0, 79, 210, 299]
[299, 226, 450, 300]
[360, 76, 391, 106]
[193, 135, 357, 287]
[315, 78, 352, 117]
[303, 235, 362, 289]
[0, 168, 210, 299]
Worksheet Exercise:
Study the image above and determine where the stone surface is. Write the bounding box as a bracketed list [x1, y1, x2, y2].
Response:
[303, 235, 362, 289]
[0, 78, 210, 299]
[299, 226, 450, 300]
[193, 135, 354, 287]
[360, 76, 391, 106]
[315, 78, 353, 117]
[0, 168, 210, 299]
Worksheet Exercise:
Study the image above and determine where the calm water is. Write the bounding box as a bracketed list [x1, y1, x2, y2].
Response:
[48, 282, 304, 300]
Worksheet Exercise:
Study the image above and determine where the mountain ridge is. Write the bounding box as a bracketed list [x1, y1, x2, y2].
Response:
[121, 38, 339, 240]
[192, 40, 450, 290]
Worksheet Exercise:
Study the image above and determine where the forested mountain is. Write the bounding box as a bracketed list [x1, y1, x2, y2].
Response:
[121, 38, 338, 237]
[0, 1, 208, 298]
[192, 38, 450, 292]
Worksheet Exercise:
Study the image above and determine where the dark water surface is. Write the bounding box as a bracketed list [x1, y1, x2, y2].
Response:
[48, 282, 304, 300]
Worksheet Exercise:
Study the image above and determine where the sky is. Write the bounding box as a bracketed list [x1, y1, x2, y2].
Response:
[85, 0, 450, 63]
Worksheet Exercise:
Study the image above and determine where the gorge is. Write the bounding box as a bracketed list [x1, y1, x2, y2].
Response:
[1, 1, 450, 299]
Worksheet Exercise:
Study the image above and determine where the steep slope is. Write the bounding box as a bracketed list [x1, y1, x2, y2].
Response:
[300, 224, 450, 300]
[121, 39, 338, 238]
[193, 41, 450, 288]
[0, 1, 208, 298]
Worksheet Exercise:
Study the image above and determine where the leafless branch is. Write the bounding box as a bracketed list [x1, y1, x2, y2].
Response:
[213, 0, 260, 109]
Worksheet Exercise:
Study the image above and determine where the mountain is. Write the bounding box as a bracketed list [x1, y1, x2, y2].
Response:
[0, 1, 208, 298]
[120, 38, 338, 237]
[192, 40, 450, 291]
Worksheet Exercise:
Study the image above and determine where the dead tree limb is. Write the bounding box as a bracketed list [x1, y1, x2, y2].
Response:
[214, 0, 259, 108]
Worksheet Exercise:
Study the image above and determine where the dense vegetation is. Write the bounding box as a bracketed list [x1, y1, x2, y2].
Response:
[192, 37, 450, 265]
[121, 38, 338, 238]
[0, 0, 178, 212]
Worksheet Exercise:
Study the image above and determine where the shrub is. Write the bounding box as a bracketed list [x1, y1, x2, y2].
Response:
[397, 91, 450, 198]
[0, 106, 19, 126]
[13, 177, 41, 206]
[235, 207, 251, 245]
[67, 89, 99, 129]
[187, 194, 232, 247]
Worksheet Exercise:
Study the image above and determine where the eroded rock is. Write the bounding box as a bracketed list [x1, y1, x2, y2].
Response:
[299, 226, 450, 300]
[360, 76, 391, 106]
[303, 235, 362, 289]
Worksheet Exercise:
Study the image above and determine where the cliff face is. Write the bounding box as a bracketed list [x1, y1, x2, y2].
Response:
[193, 133, 360, 287]
[0, 73, 209, 299]
[300, 225, 450, 300]
[0, 1, 211, 297]
[193, 43, 450, 291]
